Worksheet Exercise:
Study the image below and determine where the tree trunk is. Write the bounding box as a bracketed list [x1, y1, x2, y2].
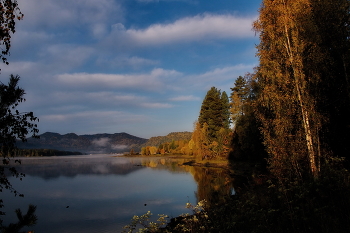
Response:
[283, 0, 319, 178]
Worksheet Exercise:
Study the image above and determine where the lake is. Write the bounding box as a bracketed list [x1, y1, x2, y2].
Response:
[1, 154, 234, 233]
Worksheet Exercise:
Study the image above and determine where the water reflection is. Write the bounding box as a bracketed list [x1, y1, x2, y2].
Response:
[2, 155, 236, 233]
[138, 157, 235, 206]
[189, 167, 233, 206]
[9, 155, 145, 180]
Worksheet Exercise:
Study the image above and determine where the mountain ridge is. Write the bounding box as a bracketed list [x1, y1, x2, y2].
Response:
[17, 131, 193, 154]
[18, 132, 148, 154]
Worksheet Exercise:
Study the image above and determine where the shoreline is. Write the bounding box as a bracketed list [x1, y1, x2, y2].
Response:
[122, 154, 230, 169]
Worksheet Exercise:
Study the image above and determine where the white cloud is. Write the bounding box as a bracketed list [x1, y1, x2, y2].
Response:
[137, 0, 194, 2]
[42, 111, 143, 122]
[45, 45, 95, 68]
[97, 56, 160, 70]
[56, 68, 182, 91]
[169, 95, 200, 101]
[111, 13, 256, 46]
[125, 56, 160, 68]
[1, 61, 38, 75]
[86, 92, 141, 103]
[141, 103, 173, 108]
[40, 110, 148, 135]
[49, 91, 147, 109]
[13, 31, 53, 44]
[137, 0, 159, 2]
[188, 64, 256, 86]
[18, 0, 123, 29]
[2, 46, 95, 77]
[91, 23, 108, 38]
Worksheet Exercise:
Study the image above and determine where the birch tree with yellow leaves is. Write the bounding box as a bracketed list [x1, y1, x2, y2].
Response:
[254, 0, 350, 180]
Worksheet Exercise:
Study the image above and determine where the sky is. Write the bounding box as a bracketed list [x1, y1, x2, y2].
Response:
[1, 0, 261, 139]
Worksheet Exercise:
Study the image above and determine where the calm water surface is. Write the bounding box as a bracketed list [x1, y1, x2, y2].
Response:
[2, 154, 233, 233]
[2, 155, 197, 232]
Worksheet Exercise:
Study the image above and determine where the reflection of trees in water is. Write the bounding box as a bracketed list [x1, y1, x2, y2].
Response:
[10, 158, 145, 180]
[12, 156, 238, 208]
[141, 158, 237, 207]
[190, 167, 232, 207]
[141, 158, 192, 173]
[9, 157, 195, 180]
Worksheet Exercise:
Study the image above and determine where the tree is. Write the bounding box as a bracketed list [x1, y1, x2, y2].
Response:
[1, 204, 37, 233]
[0, 76, 39, 189]
[253, 0, 321, 179]
[230, 76, 249, 124]
[310, 0, 350, 164]
[0, 0, 23, 66]
[191, 121, 209, 159]
[230, 73, 266, 162]
[253, 0, 350, 180]
[149, 146, 157, 155]
[196, 87, 232, 159]
[198, 87, 224, 140]
[0, 1, 39, 228]
[220, 91, 231, 129]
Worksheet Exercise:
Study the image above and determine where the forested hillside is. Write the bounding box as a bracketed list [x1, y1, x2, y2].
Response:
[142, 132, 192, 147]
[17, 132, 148, 154]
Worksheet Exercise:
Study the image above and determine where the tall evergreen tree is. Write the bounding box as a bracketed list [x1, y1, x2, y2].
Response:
[196, 87, 232, 159]
[230, 73, 266, 162]
[230, 76, 249, 124]
[198, 87, 223, 140]
[220, 91, 231, 129]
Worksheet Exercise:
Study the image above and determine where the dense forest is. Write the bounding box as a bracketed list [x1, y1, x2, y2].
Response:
[142, 132, 192, 147]
[139, 132, 192, 155]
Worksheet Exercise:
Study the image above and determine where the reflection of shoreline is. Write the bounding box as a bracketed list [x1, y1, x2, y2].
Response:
[5, 156, 199, 180]
[124, 155, 230, 169]
[189, 166, 234, 206]
[6, 155, 239, 208]
[2, 156, 198, 233]
[6, 156, 145, 180]
[129, 155, 237, 207]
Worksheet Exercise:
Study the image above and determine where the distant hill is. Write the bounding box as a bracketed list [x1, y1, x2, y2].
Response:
[142, 131, 192, 147]
[17, 132, 148, 154]
[17, 131, 193, 154]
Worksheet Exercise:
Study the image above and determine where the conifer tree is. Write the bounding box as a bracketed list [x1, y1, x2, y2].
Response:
[229, 73, 266, 162]
[220, 91, 231, 129]
[230, 76, 249, 124]
[196, 87, 231, 159]
[198, 87, 223, 140]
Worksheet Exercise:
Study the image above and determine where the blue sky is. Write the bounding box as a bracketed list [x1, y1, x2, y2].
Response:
[1, 0, 261, 139]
